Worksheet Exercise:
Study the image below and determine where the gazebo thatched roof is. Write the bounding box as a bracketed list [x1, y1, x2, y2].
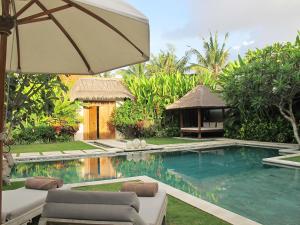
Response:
[70, 78, 134, 102]
[166, 85, 226, 110]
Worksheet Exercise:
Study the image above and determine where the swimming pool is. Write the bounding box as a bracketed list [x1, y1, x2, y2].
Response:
[12, 146, 300, 225]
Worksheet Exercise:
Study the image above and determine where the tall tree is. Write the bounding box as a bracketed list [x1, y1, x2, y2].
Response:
[189, 32, 229, 78]
[221, 33, 300, 145]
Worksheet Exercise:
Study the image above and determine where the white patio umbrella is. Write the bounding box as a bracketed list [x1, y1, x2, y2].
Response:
[0, 0, 149, 217]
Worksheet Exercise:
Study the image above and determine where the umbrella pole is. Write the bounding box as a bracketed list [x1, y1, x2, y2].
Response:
[0, 0, 13, 220]
[0, 32, 8, 224]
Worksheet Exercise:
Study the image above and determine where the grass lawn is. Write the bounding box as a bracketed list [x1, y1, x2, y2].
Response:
[284, 155, 300, 163]
[74, 182, 229, 225]
[3, 181, 25, 191]
[9, 141, 96, 154]
[144, 137, 203, 145]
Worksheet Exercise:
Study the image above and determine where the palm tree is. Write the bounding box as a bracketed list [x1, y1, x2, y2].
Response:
[147, 46, 190, 75]
[189, 32, 229, 78]
[120, 63, 147, 77]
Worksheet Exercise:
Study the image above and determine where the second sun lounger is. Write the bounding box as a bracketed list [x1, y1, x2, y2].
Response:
[38, 189, 167, 225]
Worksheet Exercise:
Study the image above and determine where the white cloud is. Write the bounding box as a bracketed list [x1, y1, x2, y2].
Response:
[164, 0, 300, 49]
[242, 40, 255, 46]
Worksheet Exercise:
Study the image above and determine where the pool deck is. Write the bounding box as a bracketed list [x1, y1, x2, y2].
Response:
[12, 138, 299, 163]
[62, 175, 261, 225]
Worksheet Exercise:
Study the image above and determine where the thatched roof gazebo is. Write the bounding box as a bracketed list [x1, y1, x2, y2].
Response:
[166, 85, 227, 138]
[70, 78, 134, 140]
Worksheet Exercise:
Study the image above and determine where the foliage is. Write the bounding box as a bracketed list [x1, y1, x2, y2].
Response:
[6, 73, 68, 129]
[119, 63, 147, 77]
[120, 46, 191, 77]
[12, 124, 78, 144]
[124, 72, 200, 119]
[221, 33, 300, 143]
[189, 32, 229, 78]
[46, 93, 82, 128]
[224, 114, 295, 143]
[112, 101, 155, 138]
[147, 45, 191, 75]
[113, 72, 200, 138]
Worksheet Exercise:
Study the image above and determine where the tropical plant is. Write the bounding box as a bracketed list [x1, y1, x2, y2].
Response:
[124, 72, 200, 119]
[189, 32, 229, 78]
[221, 33, 300, 144]
[46, 92, 82, 128]
[113, 72, 201, 138]
[5, 73, 67, 130]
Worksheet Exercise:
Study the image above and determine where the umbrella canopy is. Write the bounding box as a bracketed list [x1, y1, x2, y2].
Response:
[3, 0, 150, 74]
[0, 0, 149, 219]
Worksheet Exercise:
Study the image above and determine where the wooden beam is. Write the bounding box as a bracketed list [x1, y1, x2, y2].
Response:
[198, 108, 202, 138]
[222, 108, 225, 121]
[17, 4, 72, 24]
[15, 0, 39, 18]
[18, 16, 51, 25]
[35, 1, 92, 73]
[180, 110, 183, 137]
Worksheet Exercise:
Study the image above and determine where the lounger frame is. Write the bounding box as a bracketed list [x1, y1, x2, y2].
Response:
[4, 204, 43, 225]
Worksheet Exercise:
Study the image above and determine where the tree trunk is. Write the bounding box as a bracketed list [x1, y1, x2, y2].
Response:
[291, 119, 300, 145]
[278, 102, 300, 146]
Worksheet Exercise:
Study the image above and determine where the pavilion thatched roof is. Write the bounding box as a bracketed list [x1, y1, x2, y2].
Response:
[166, 85, 226, 110]
[70, 78, 134, 102]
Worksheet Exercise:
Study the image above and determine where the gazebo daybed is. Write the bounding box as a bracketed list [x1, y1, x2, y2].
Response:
[166, 85, 227, 138]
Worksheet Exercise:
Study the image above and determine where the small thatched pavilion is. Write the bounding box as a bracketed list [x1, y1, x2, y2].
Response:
[70, 78, 134, 140]
[166, 85, 227, 138]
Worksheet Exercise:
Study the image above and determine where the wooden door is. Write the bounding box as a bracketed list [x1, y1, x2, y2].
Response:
[83, 106, 98, 140]
[98, 102, 116, 139]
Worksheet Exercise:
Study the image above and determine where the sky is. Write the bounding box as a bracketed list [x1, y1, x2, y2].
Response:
[127, 0, 300, 60]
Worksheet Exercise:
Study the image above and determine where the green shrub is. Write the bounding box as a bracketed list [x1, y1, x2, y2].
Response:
[224, 116, 295, 143]
[12, 125, 77, 144]
[12, 125, 56, 144]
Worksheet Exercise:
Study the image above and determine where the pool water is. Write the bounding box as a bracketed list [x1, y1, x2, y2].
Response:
[12, 146, 300, 225]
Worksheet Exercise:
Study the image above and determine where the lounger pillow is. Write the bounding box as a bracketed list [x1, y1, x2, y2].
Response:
[45, 190, 140, 212]
[121, 182, 158, 197]
[34, 176, 64, 188]
[25, 178, 58, 190]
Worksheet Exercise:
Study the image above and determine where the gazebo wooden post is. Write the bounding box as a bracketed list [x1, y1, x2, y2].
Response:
[222, 108, 225, 120]
[180, 110, 183, 137]
[197, 108, 202, 138]
[0, 0, 14, 219]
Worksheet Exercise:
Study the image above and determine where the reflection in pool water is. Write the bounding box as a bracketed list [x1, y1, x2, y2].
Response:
[12, 146, 300, 225]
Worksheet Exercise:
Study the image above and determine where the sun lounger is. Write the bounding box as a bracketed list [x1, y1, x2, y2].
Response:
[2, 188, 48, 225]
[38, 189, 167, 225]
[2, 179, 67, 225]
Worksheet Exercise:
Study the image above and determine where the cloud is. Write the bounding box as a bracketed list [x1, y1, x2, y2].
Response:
[164, 0, 300, 49]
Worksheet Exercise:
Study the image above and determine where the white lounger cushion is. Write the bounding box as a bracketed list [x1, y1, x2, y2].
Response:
[138, 190, 167, 225]
[2, 188, 48, 223]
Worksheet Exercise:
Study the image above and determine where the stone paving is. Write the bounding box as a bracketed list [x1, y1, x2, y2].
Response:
[12, 138, 299, 164]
